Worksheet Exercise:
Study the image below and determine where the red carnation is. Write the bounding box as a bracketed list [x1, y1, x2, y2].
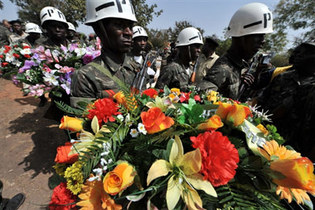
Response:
[142, 88, 158, 98]
[13, 53, 20, 58]
[24, 54, 31, 58]
[23, 45, 31, 49]
[49, 182, 77, 210]
[0, 55, 4, 59]
[190, 131, 239, 187]
[87, 98, 121, 125]
[2, 62, 9, 67]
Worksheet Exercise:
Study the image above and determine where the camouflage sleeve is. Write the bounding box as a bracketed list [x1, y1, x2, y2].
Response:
[204, 63, 227, 88]
[156, 64, 175, 89]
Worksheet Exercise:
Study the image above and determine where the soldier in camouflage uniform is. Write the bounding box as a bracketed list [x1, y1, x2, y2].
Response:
[197, 3, 273, 100]
[0, 24, 10, 46]
[37, 7, 69, 49]
[8, 20, 28, 44]
[257, 42, 315, 160]
[156, 27, 203, 91]
[70, 0, 141, 107]
[20, 23, 42, 47]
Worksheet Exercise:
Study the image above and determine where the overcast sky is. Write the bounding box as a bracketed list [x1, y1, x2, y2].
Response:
[1, 0, 302, 48]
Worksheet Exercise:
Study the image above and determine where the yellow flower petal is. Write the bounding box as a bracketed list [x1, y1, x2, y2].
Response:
[147, 159, 171, 186]
[169, 136, 184, 165]
[186, 174, 217, 197]
[59, 116, 83, 132]
[181, 183, 203, 210]
[166, 175, 181, 210]
[178, 149, 201, 176]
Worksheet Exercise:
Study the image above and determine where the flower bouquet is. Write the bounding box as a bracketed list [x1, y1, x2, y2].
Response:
[49, 85, 315, 209]
[0, 42, 100, 98]
[14, 43, 100, 98]
[0, 43, 32, 78]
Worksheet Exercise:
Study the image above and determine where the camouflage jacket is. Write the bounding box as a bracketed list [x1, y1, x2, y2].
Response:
[197, 50, 249, 100]
[70, 49, 140, 107]
[156, 59, 192, 91]
[35, 37, 69, 49]
[195, 52, 219, 83]
[0, 25, 11, 46]
[8, 32, 28, 45]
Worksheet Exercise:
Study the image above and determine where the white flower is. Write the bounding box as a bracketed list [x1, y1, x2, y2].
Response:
[87, 176, 98, 182]
[117, 114, 124, 122]
[130, 128, 139, 138]
[20, 48, 31, 55]
[43, 70, 59, 86]
[138, 123, 147, 135]
[74, 47, 87, 57]
[5, 53, 14, 62]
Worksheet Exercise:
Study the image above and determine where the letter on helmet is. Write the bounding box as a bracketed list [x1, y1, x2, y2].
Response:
[132, 26, 148, 39]
[25, 23, 42, 34]
[40, 6, 68, 27]
[85, 0, 137, 25]
[67, 22, 76, 31]
[226, 2, 273, 37]
[176, 27, 203, 47]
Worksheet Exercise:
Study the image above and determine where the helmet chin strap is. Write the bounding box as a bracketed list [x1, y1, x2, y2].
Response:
[188, 45, 192, 61]
[98, 21, 110, 49]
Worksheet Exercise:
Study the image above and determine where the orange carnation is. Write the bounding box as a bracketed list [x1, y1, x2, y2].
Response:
[197, 115, 223, 131]
[103, 162, 136, 195]
[55, 142, 78, 164]
[141, 107, 174, 134]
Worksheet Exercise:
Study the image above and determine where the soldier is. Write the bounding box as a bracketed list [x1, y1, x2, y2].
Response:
[38, 7, 70, 112]
[22, 23, 42, 47]
[197, 3, 273, 100]
[67, 22, 80, 43]
[130, 26, 148, 66]
[8, 20, 28, 44]
[70, 0, 143, 107]
[0, 24, 10, 46]
[38, 6, 69, 48]
[194, 37, 219, 83]
[156, 27, 203, 91]
[257, 42, 315, 160]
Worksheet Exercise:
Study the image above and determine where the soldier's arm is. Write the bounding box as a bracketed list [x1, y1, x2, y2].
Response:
[204, 63, 227, 89]
[156, 65, 174, 89]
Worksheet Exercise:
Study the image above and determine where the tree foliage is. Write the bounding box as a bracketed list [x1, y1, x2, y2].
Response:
[167, 21, 205, 43]
[148, 28, 169, 50]
[274, 0, 315, 45]
[9, 0, 85, 27]
[9, 0, 162, 29]
[0, 1, 3, 10]
[132, 0, 162, 28]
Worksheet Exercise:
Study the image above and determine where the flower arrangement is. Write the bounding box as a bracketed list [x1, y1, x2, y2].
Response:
[49, 86, 315, 209]
[0, 42, 100, 98]
[0, 43, 32, 78]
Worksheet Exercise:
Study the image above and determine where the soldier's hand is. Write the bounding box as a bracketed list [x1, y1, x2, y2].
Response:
[241, 73, 255, 86]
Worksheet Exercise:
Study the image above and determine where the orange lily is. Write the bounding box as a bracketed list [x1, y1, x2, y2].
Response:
[216, 102, 251, 127]
[197, 115, 223, 131]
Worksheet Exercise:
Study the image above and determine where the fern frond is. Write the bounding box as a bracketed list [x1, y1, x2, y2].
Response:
[55, 100, 85, 116]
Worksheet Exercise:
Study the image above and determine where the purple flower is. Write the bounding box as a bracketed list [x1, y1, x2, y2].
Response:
[82, 54, 94, 64]
[19, 60, 35, 73]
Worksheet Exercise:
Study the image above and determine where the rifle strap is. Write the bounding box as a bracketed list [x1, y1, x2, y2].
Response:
[88, 62, 130, 92]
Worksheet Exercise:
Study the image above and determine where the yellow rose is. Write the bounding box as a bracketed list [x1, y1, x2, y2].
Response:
[59, 116, 83, 132]
[103, 162, 136, 195]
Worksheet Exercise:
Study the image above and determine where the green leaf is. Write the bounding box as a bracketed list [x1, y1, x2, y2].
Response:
[48, 173, 65, 189]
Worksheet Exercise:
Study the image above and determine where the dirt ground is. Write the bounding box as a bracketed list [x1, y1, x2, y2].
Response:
[0, 78, 68, 209]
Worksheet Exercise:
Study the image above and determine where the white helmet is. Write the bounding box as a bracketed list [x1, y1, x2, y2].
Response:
[25, 23, 42, 34]
[67, 22, 76, 31]
[132, 26, 148, 39]
[176, 27, 203, 47]
[226, 2, 273, 37]
[85, 0, 137, 25]
[40, 6, 68, 27]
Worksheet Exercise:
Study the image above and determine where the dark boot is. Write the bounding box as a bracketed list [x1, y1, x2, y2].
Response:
[4, 193, 25, 210]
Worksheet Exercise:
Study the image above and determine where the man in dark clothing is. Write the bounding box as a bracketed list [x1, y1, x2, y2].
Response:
[197, 3, 273, 100]
[257, 42, 315, 161]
